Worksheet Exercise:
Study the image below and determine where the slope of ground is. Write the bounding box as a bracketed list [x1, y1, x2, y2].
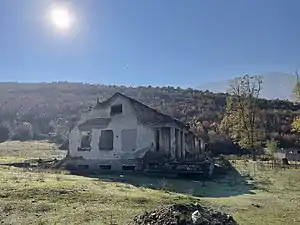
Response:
[0, 141, 299, 225]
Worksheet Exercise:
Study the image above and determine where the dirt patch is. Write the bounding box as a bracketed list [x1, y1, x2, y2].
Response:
[131, 203, 238, 225]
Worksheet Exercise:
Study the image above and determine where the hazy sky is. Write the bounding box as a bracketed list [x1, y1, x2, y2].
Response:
[0, 0, 299, 87]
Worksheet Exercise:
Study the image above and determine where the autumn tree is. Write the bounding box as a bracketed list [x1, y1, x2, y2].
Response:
[291, 118, 300, 133]
[292, 70, 300, 133]
[220, 74, 264, 160]
[293, 70, 300, 100]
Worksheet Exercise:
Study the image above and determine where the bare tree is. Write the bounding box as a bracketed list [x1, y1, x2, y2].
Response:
[293, 70, 300, 101]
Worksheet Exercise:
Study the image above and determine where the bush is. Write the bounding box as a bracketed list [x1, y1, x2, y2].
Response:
[11, 128, 33, 141]
[33, 133, 49, 141]
[266, 140, 278, 157]
[0, 125, 9, 143]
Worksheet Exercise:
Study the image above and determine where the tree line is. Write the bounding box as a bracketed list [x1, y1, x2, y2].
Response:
[0, 81, 299, 155]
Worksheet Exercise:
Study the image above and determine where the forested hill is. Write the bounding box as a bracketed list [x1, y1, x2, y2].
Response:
[0, 82, 299, 153]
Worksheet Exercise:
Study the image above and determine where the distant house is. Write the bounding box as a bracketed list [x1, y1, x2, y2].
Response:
[67, 92, 204, 171]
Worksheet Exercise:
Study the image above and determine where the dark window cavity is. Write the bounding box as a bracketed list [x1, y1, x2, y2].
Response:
[155, 130, 160, 152]
[99, 165, 112, 170]
[110, 104, 123, 116]
[122, 165, 135, 171]
[78, 164, 89, 170]
[78, 131, 92, 151]
[99, 130, 114, 150]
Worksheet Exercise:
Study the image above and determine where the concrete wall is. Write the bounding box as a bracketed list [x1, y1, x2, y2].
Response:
[69, 96, 156, 162]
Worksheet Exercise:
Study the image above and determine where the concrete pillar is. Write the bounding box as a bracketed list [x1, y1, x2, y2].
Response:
[192, 136, 196, 153]
[176, 129, 181, 159]
[200, 139, 205, 153]
[198, 140, 202, 153]
[170, 127, 176, 159]
[181, 130, 186, 159]
[195, 137, 199, 157]
[159, 128, 163, 153]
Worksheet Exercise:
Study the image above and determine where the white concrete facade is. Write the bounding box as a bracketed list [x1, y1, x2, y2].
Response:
[68, 93, 204, 170]
[69, 96, 155, 161]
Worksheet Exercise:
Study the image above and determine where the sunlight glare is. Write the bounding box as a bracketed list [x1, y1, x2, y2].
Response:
[49, 6, 74, 31]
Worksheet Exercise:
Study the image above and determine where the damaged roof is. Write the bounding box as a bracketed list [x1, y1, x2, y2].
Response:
[94, 92, 189, 129]
[78, 118, 112, 130]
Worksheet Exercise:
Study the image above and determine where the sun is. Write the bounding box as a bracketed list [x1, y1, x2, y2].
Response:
[50, 7, 73, 31]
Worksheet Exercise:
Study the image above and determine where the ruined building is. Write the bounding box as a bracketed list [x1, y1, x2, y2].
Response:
[67, 92, 205, 171]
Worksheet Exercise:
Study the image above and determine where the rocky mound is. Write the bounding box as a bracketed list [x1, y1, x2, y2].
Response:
[132, 203, 238, 225]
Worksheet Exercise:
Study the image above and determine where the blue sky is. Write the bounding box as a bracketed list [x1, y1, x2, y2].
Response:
[0, 0, 299, 87]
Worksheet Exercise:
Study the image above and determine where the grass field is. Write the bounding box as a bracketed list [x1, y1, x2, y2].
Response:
[0, 141, 66, 163]
[0, 141, 299, 225]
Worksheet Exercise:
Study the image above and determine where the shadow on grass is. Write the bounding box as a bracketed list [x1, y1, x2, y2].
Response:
[1, 158, 256, 198]
[71, 167, 256, 198]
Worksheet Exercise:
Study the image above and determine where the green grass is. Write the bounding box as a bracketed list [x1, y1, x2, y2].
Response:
[0, 166, 197, 225]
[0, 141, 299, 225]
[208, 161, 300, 225]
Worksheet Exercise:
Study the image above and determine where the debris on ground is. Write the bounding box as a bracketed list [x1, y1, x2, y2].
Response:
[0, 158, 67, 170]
[131, 203, 238, 225]
[251, 203, 261, 208]
[282, 158, 289, 165]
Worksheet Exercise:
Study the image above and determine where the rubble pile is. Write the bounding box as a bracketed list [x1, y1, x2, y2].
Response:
[132, 203, 238, 225]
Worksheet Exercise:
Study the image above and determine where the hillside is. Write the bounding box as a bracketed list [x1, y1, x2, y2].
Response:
[0, 82, 299, 153]
[198, 72, 297, 100]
